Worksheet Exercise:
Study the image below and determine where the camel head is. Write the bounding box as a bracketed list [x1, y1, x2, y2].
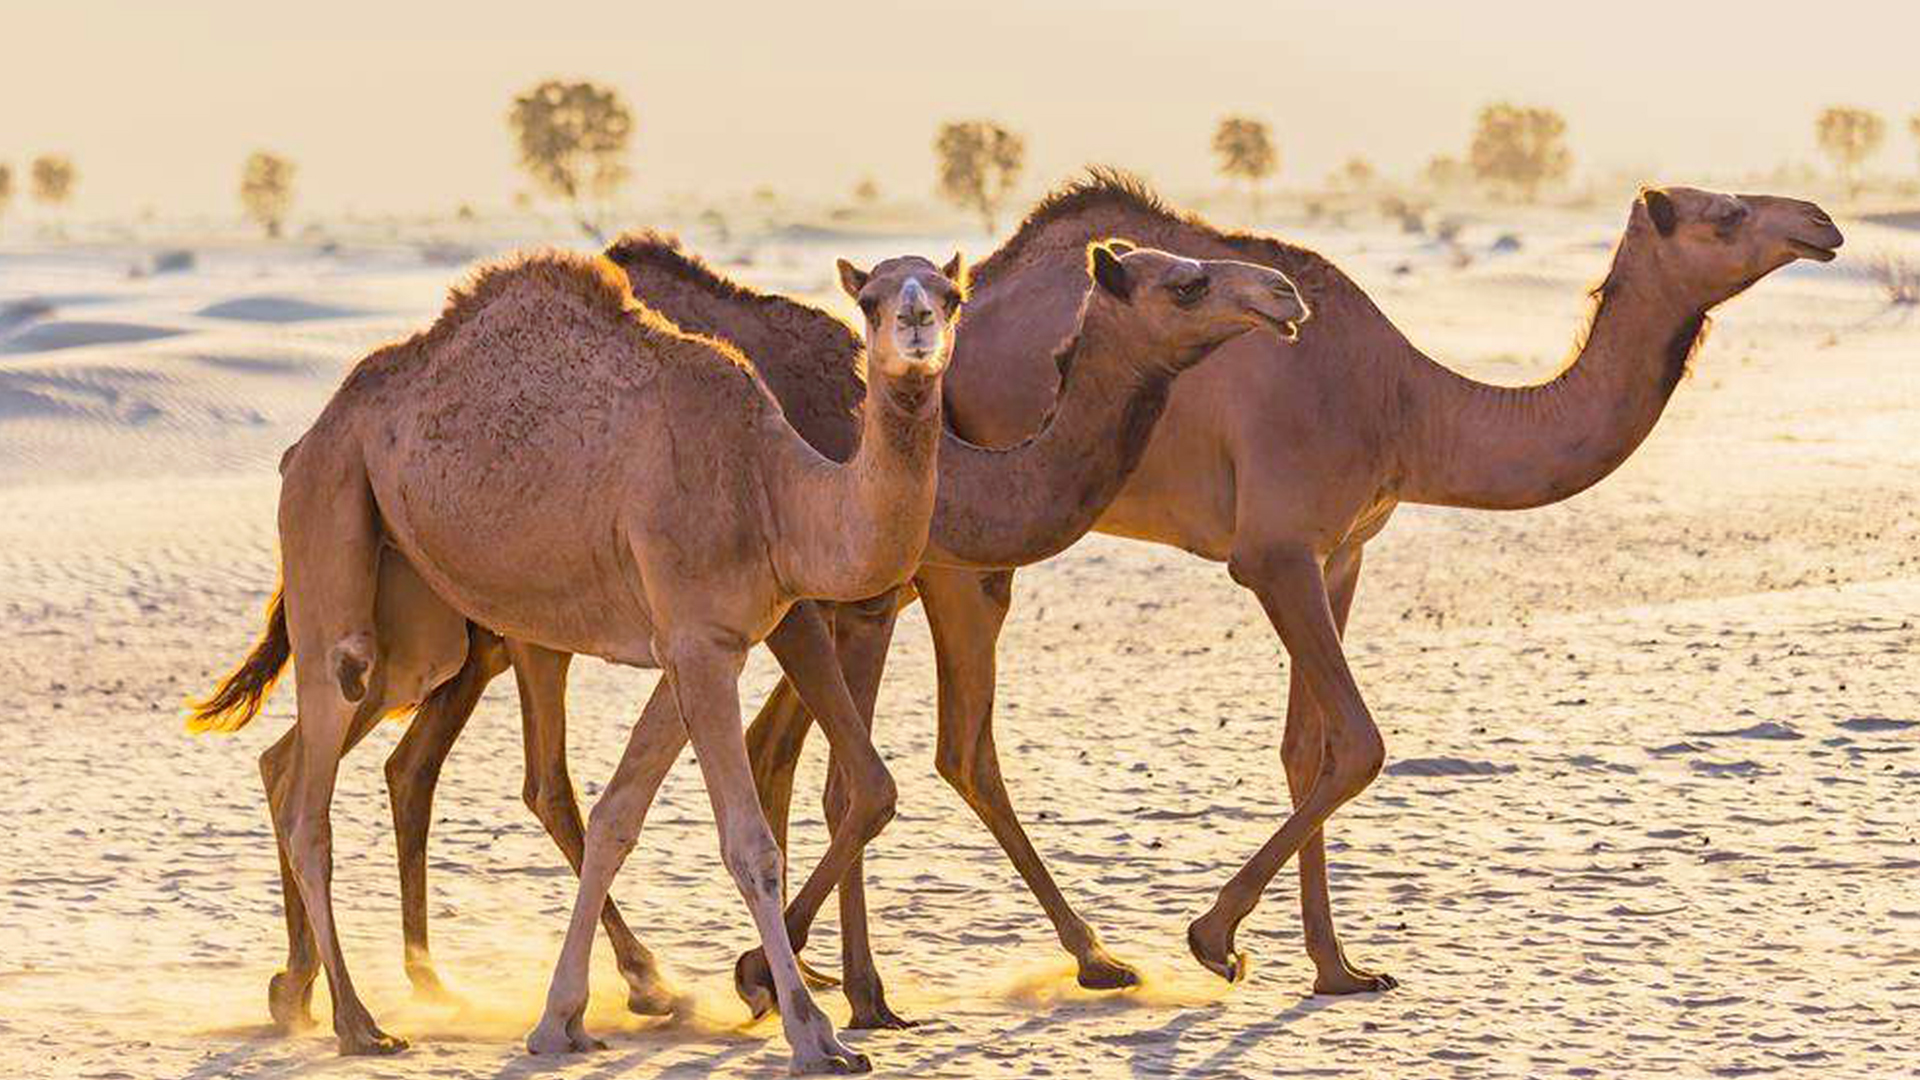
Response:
[1631, 186, 1843, 307]
[838, 253, 966, 381]
[1084, 241, 1309, 367]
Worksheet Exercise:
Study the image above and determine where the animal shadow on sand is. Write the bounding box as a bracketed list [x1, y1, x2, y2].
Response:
[885, 988, 1345, 1079]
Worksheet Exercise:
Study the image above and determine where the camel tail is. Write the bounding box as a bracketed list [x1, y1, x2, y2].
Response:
[188, 587, 290, 733]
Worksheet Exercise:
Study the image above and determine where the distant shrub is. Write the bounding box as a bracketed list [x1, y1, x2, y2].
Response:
[30, 155, 76, 207]
[1469, 103, 1571, 202]
[1815, 107, 1884, 195]
[239, 152, 296, 238]
[1867, 252, 1919, 306]
[935, 120, 1025, 234]
[0, 164, 11, 231]
[1423, 154, 1469, 192]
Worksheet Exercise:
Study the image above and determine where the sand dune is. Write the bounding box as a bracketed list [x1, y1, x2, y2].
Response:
[1, 214, 1915, 1078]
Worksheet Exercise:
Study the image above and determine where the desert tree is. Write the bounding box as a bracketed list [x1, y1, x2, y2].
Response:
[853, 176, 880, 205]
[1341, 156, 1377, 189]
[935, 119, 1025, 234]
[1469, 103, 1571, 202]
[30, 155, 76, 211]
[0, 164, 11, 233]
[1211, 115, 1277, 214]
[1814, 107, 1884, 196]
[239, 151, 296, 238]
[508, 79, 633, 241]
[1908, 113, 1920, 178]
[1423, 154, 1467, 191]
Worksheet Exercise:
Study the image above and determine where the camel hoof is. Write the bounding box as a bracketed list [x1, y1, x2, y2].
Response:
[735, 948, 777, 1019]
[626, 978, 678, 1017]
[1314, 968, 1398, 995]
[526, 1019, 604, 1055]
[791, 1048, 872, 1075]
[337, 1026, 408, 1056]
[797, 956, 842, 990]
[845, 984, 917, 1031]
[1187, 920, 1248, 984]
[1076, 950, 1142, 991]
[267, 971, 315, 1031]
[406, 963, 465, 1007]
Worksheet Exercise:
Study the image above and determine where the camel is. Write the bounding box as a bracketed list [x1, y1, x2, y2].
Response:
[344, 234, 1306, 1029]
[194, 239, 1308, 1057]
[736, 175, 1843, 998]
[190, 248, 966, 1071]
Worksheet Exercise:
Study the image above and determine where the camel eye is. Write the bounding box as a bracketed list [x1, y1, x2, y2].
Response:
[1170, 276, 1210, 306]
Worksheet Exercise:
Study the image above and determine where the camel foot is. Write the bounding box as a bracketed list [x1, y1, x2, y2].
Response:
[798, 955, 842, 990]
[1314, 965, 1398, 995]
[790, 1047, 872, 1075]
[526, 1008, 606, 1055]
[786, 1000, 870, 1075]
[405, 960, 465, 1007]
[267, 970, 315, 1031]
[1075, 947, 1142, 991]
[735, 948, 777, 1019]
[1186, 916, 1249, 984]
[622, 968, 678, 1017]
[334, 1014, 408, 1056]
[844, 979, 917, 1031]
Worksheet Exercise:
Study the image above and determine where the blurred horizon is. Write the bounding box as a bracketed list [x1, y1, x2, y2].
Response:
[8, 0, 1920, 217]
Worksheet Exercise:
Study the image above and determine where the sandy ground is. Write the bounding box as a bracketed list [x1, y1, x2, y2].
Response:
[2, 207, 1917, 1079]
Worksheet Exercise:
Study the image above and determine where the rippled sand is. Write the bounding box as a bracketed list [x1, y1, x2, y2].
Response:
[2, 212, 1915, 1078]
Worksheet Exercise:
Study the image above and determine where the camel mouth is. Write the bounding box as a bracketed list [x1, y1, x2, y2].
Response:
[1788, 238, 1839, 263]
[1248, 308, 1302, 343]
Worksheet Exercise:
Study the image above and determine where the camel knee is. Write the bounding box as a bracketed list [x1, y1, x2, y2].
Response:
[837, 768, 896, 844]
[933, 739, 971, 795]
[523, 781, 579, 835]
[720, 826, 784, 902]
[583, 795, 641, 858]
[1328, 720, 1385, 794]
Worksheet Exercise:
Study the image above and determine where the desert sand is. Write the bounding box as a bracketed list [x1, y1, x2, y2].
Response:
[2, 207, 1916, 1079]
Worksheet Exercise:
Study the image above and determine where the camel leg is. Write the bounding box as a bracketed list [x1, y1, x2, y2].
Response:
[385, 625, 506, 1003]
[264, 659, 427, 1029]
[506, 638, 676, 1015]
[260, 730, 318, 1029]
[746, 676, 813, 859]
[822, 592, 909, 1029]
[528, 677, 687, 1055]
[917, 565, 1139, 990]
[731, 603, 898, 1039]
[1187, 541, 1387, 983]
[744, 669, 841, 991]
[1282, 545, 1398, 994]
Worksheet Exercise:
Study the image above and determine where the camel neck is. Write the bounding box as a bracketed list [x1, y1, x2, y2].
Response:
[771, 368, 941, 601]
[924, 307, 1194, 569]
[1397, 245, 1707, 510]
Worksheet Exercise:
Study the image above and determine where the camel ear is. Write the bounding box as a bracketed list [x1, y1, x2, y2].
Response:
[941, 251, 966, 289]
[1089, 243, 1132, 301]
[836, 258, 870, 300]
[1643, 189, 1678, 237]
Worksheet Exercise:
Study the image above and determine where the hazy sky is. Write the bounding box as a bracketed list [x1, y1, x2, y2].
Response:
[9, 0, 1918, 216]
